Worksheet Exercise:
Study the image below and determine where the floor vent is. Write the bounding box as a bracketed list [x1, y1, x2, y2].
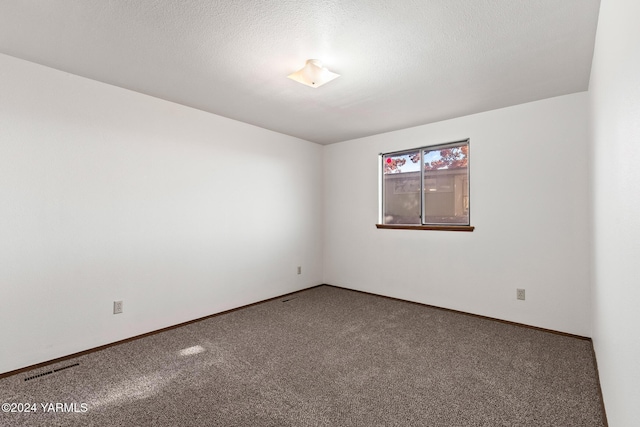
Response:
[24, 363, 79, 381]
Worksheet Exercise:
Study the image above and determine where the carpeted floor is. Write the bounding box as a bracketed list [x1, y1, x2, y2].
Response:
[0, 285, 606, 426]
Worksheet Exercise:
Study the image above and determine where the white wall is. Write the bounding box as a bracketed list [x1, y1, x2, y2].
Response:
[324, 92, 591, 336]
[589, 0, 640, 425]
[0, 54, 324, 374]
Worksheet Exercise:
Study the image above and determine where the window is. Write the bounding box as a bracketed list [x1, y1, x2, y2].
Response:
[378, 139, 472, 231]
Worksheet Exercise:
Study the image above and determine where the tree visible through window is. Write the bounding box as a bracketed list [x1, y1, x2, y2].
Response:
[381, 140, 469, 226]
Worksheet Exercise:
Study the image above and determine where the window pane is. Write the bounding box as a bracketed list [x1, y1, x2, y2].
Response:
[422, 143, 469, 225]
[382, 151, 421, 224]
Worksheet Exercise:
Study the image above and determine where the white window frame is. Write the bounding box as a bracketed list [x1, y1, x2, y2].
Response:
[377, 139, 473, 232]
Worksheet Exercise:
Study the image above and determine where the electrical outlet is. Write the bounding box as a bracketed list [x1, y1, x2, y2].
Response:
[297, 266, 302, 275]
[516, 289, 525, 301]
[113, 300, 123, 314]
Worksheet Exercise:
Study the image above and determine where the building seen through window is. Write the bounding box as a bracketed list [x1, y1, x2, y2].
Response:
[382, 140, 469, 226]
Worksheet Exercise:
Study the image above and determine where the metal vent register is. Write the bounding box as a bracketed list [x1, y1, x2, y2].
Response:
[24, 363, 79, 381]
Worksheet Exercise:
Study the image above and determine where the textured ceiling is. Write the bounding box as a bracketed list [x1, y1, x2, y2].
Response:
[0, 0, 601, 144]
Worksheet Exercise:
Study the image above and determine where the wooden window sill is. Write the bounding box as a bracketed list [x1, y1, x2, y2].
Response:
[376, 224, 475, 232]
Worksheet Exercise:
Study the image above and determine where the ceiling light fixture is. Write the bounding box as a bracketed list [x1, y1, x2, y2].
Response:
[287, 59, 340, 88]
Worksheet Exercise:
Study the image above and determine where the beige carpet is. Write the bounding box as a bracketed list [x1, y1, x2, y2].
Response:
[0, 285, 606, 426]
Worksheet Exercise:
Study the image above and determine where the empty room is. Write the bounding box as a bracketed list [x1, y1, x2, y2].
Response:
[0, 0, 638, 426]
